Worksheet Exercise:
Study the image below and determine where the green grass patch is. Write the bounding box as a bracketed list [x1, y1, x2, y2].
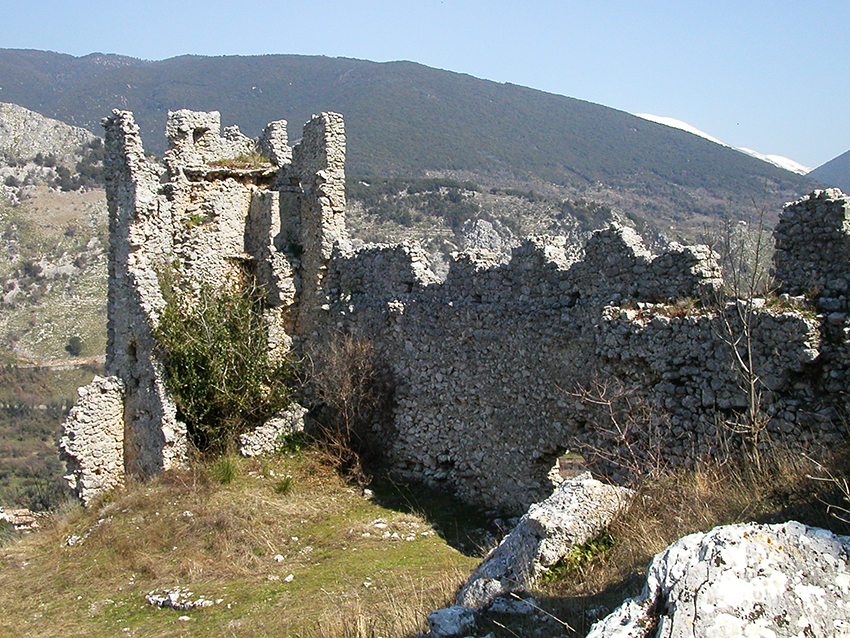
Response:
[0, 452, 478, 637]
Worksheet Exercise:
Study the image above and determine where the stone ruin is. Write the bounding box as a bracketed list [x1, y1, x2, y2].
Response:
[60, 108, 850, 512]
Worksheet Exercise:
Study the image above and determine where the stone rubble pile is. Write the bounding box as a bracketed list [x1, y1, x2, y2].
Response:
[145, 586, 220, 611]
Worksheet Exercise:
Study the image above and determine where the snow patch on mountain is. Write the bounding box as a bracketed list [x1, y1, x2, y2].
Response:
[635, 113, 811, 175]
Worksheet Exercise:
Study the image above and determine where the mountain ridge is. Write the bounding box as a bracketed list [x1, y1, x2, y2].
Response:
[0, 48, 820, 230]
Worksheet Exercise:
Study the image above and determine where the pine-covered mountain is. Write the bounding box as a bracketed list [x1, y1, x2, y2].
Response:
[809, 149, 850, 194]
[0, 49, 822, 232]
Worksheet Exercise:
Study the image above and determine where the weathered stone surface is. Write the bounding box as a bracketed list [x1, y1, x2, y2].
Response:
[59, 376, 125, 505]
[427, 605, 476, 638]
[586, 521, 850, 638]
[238, 403, 308, 457]
[457, 473, 633, 608]
[775, 188, 850, 302]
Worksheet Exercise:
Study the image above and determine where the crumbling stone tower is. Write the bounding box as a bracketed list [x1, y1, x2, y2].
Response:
[60, 108, 347, 504]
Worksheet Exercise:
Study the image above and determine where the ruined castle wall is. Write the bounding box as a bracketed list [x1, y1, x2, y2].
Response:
[320, 227, 744, 511]
[288, 112, 348, 337]
[69, 107, 850, 513]
[102, 110, 186, 480]
[64, 109, 351, 503]
[59, 376, 125, 506]
[774, 188, 850, 302]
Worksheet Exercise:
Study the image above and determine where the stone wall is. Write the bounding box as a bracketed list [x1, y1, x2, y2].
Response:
[774, 188, 850, 303]
[63, 107, 850, 512]
[62, 108, 346, 503]
[59, 376, 125, 506]
[320, 216, 842, 511]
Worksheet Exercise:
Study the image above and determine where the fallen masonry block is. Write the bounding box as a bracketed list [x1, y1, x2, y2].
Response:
[457, 472, 633, 608]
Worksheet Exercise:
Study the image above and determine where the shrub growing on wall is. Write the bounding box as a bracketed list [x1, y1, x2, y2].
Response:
[154, 270, 298, 455]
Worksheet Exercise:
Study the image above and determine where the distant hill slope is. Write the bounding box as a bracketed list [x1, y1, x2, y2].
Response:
[0, 101, 95, 162]
[809, 149, 850, 193]
[0, 49, 821, 230]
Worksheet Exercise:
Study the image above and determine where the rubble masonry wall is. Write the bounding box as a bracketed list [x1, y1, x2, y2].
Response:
[63, 109, 850, 513]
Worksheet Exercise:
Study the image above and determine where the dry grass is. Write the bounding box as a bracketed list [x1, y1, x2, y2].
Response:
[479, 449, 850, 637]
[0, 451, 478, 637]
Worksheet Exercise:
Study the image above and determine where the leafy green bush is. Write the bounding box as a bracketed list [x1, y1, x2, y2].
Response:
[154, 271, 299, 455]
[65, 336, 83, 356]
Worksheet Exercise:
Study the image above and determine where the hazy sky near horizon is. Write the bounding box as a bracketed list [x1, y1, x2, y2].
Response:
[2, 0, 848, 168]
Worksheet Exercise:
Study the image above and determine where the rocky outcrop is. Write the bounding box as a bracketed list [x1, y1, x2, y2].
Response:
[457, 473, 633, 608]
[0, 102, 96, 162]
[586, 521, 850, 638]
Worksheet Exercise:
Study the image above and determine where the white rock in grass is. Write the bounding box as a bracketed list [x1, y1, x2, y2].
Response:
[427, 605, 476, 638]
[586, 521, 850, 638]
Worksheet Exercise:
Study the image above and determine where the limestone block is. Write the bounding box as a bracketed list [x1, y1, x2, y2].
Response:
[586, 521, 850, 638]
[427, 606, 476, 638]
[238, 403, 308, 457]
[457, 473, 633, 608]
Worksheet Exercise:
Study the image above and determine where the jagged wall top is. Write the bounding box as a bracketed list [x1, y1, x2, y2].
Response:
[774, 188, 850, 304]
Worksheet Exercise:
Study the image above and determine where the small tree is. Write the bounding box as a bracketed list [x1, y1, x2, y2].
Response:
[65, 336, 83, 356]
[704, 201, 775, 471]
[154, 270, 299, 455]
[308, 334, 394, 482]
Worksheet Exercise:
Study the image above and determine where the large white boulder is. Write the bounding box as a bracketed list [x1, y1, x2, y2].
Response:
[587, 521, 850, 638]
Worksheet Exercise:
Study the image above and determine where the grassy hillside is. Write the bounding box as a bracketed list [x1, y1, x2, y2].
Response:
[0, 446, 846, 637]
[0, 50, 821, 230]
[0, 452, 483, 637]
[0, 187, 108, 363]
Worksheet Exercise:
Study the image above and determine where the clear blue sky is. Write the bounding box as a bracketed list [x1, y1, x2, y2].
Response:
[2, 0, 848, 168]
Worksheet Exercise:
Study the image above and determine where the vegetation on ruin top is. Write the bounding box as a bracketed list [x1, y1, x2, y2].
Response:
[206, 151, 273, 171]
